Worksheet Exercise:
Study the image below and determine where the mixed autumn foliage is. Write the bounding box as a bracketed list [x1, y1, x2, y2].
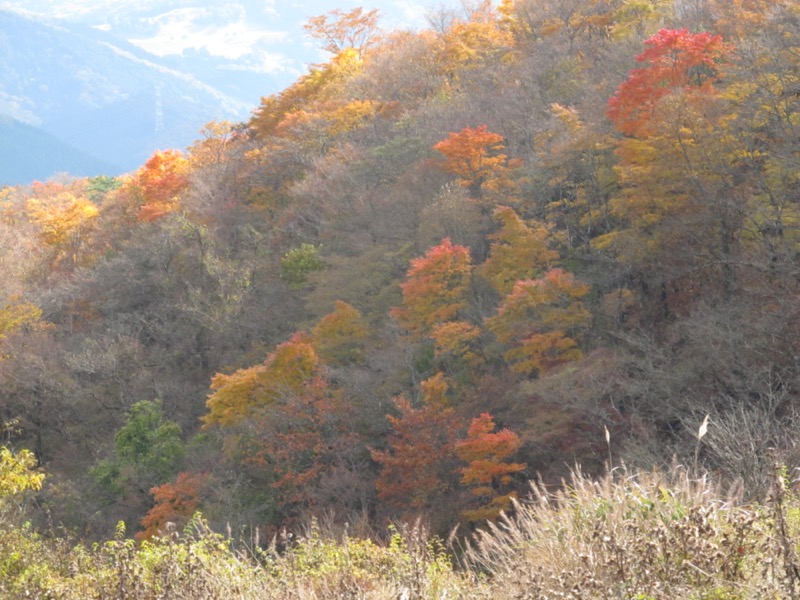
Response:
[1, 0, 800, 555]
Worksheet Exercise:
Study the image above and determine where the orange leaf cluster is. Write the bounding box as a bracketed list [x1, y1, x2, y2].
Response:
[391, 238, 472, 338]
[456, 412, 525, 521]
[138, 471, 209, 541]
[203, 332, 319, 427]
[433, 125, 514, 198]
[488, 268, 591, 375]
[135, 150, 190, 222]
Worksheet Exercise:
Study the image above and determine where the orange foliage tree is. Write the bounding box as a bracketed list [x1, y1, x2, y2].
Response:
[391, 238, 473, 339]
[203, 332, 319, 428]
[249, 47, 367, 142]
[134, 149, 191, 222]
[487, 268, 591, 376]
[455, 412, 525, 521]
[26, 190, 99, 270]
[433, 125, 519, 199]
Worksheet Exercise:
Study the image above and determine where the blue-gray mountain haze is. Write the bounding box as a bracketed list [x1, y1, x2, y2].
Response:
[0, 1, 439, 184]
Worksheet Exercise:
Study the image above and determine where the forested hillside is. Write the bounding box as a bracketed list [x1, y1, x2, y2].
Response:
[1, 0, 799, 567]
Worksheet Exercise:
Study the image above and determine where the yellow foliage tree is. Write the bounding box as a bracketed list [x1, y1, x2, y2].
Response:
[203, 333, 319, 428]
[26, 191, 99, 269]
[431, 321, 485, 369]
[0, 445, 44, 501]
[0, 301, 42, 341]
[311, 300, 369, 366]
[487, 268, 591, 376]
[479, 205, 558, 295]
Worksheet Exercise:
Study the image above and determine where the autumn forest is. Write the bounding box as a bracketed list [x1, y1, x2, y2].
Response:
[2, 0, 800, 595]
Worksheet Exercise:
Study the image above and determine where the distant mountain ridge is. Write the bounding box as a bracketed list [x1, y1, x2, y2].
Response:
[0, 115, 120, 185]
[0, 9, 252, 179]
[0, 1, 450, 184]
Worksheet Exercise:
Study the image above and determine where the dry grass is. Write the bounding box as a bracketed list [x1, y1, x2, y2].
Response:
[465, 464, 796, 599]
[5, 463, 800, 598]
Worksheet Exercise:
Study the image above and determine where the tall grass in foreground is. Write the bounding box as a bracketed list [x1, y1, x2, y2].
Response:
[465, 465, 796, 598]
[4, 463, 800, 598]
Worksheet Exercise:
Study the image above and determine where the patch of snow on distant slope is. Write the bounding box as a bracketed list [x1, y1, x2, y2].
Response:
[124, 5, 288, 60]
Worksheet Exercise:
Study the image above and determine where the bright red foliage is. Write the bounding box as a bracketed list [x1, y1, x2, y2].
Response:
[607, 29, 730, 136]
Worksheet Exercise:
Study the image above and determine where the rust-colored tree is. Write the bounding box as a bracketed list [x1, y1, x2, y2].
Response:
[455, 412, 525, 521]
[371, 374, 462, 517]
[245, 375, 364, 526]
[202, 330, 369, 527]
[137, 471, 209, 541]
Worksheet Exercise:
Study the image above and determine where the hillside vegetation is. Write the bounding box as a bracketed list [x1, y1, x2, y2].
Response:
[1, 0, 800, 594]
[4, 456, 800, 598]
